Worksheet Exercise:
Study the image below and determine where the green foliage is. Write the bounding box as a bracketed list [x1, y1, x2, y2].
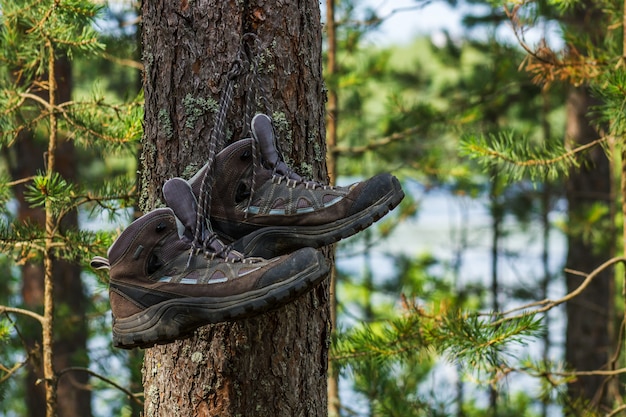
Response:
[334, 307, 543, 375]
[591, 66, 626, 138]
[546, 0, 580, 11]
[442, 312, 543, 372]
[25, 172, 74, 211]
[0, 0, 142, 147]
[0, 0, 103, 89]
[350, 355, 440, 417]
[0, 318, 10, 341]
[0, 0, 141, 415]
[64, 91, 144, 148]
[0, 175, 14, 216]
[460, 131, 579, 182]
[0, 218, 44, 262]
[558, 201, 614, 255]
[462, 391, 542, 417]
[0, 0, 104, 65]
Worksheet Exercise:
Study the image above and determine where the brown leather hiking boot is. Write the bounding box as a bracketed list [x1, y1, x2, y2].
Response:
[91, 206, 328, 349]
[187, 113, 405, 258]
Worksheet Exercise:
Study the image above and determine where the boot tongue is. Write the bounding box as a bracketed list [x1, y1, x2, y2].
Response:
[251, 113, 303, 182]
[163, 177, 243, 261]
[163, 178, 197, 241]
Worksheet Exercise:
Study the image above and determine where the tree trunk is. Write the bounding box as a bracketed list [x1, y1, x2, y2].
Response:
[140, 1, 330, 416]
[564, 84, 613, 408]
[562, 1, 614, 409]
[324, 0, 341, 415]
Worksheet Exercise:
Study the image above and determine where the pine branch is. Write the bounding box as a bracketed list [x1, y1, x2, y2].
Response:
[460, 131, 606, 182]
[24, 2, 56, 35]
[64, 189, 136, 214]
[608, 405, 626, 417]
[332, 302, 543, 375]
[54, 229, 114, 266]
[503, 4, 606, 87]
[61, 99, 143, 146]
[0, 312, 40, 385]
[15, 92, 143, 145]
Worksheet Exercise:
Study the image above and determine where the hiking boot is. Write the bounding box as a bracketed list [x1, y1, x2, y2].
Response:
[187, 113, 405, 258]
[90, 205, 329, 349]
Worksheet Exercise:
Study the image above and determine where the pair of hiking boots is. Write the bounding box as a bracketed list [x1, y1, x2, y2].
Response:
[92, 114, 405, 349]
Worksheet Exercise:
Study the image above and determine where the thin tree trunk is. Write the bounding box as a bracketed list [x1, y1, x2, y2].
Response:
[564, 84, 612, 409]
[488, 173, 501, 417]
[324, 0, 341, 415]
[540, 87, 553, 417]
[140, 1, 330, 415]
[561, 2, 613, 409]
[10, 54, 91, 417]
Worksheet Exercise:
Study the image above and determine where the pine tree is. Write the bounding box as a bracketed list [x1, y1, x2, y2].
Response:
[0, 1, 141, 415]
[462, 0, 626, 413]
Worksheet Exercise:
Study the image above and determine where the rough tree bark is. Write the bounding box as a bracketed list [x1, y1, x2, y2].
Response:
[139, 1, 330, 416]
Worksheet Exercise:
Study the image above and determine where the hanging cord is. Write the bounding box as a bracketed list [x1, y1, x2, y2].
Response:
[191, 52, 246, 259]
[239, 33, 273, 217]
[241, 33, 271, 135]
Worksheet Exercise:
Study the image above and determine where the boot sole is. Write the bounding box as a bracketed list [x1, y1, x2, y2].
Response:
[231, 176, 405, 258]
[111, 251, 329, 349]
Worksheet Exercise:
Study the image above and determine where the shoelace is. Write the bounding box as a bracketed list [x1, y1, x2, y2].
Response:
[192, 33, 266, 251]
[244, 141, 335, 217]
[198, 231, 242, 262]
[191, 70, 242, 262]
[190, 47, 248, 262]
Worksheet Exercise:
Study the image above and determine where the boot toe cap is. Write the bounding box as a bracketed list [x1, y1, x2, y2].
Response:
[348, 173, 403, 216]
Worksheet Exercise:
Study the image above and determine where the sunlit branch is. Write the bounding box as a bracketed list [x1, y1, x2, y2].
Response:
[0, 305, 45, 325]
[331, 125, 423, 156]
[468, 136, 606, 169]
[19, 93, 139, 144]
[25, 4, 55, 35]
[608, 404, 626, 417]
[60, 189, 137, 218]
[5, 176, 36, 187]
[504, 364, 626, 380]
[492, 256, 626, 326]
[1, 95, 28, 116]
[57, 367, 143, 406]
[0, 359, 29, 384]
[100, 52, 143, 71]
